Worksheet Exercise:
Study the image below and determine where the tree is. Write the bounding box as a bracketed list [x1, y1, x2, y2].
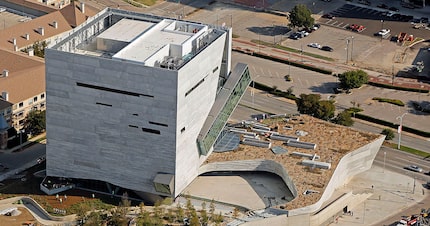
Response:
[295, 94, 335, 120]
[30, 41, 47, 58]
[295, 93, 321, 115]
[381, 128, 395, 140]
[338, 70, 369, 90]
[289, 4, 314, 28]
[23, 110, 45, 136]
[333, 110, 354, 126]
[315, 100, 335, 120]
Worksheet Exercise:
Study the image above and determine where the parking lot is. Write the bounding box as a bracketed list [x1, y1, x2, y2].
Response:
[320, 3, 430, 40]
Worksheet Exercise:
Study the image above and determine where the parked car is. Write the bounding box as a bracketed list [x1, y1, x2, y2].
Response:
[358, 0, 370, 6]
[385, 11, 395, 17]
[377, 3, 389, 9]
[308, 43, 321, 48]
[350, 24, 365, 32]
[298, 30, 309, 37]
[321, 46, 333, 52]
[377, 29, 390, 36]
[402, 3, 416, 9]
[289, 32, 301, 40]
[405, 165, 423, 172]
[322, 14, 335, 19]
[389, 7, 399, 12]
[312, 24, 321, 30]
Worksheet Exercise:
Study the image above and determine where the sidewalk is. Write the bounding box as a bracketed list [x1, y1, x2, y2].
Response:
[330, 165, 428, 226]
[1, 132, 46, 154]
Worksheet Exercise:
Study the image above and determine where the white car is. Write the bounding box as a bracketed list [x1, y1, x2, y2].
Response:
[405, 165, 423, 172]
[299, 30, 309, 37]
[307, 43, 321, 49]
[377, 29, 390, 36]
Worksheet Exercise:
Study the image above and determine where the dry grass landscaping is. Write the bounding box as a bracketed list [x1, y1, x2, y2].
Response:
[205, 114, 380, 210]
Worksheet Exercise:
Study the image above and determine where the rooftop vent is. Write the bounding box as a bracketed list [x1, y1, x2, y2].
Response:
[28, 48, 34, 56]
[13, 45, 18, 51]
[52, 21, 58, 29]
[24, 33, 29, 40]
[1, 92, 8, 101]
[38, 27, 44, 36]
[2, 70, 8, 77]
[80, 2, 85, 13]
[12, 38, 16, 45]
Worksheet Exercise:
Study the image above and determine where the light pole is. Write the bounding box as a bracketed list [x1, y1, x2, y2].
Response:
[350, 36, 354, 61]
[345, 39, 349, 64]
[383, 151, 386, 173]
[396, 113, 408, 150]
[288, 51, 291, 76]
[19, 129, 25, 151]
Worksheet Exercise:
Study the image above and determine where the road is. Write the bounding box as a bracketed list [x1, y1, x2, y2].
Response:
[235, 89, 430, 154]
[372, 146, 430, 226]
[0, 143, 45, 181]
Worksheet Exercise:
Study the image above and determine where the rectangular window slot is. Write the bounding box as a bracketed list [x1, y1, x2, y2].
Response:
[77, 82, 154, 98]
[132, 113, 139, 116]
[185, 78, 205, 97]
[149, 121, 168, 127]
[181, 127, 185, 133]
[142, 127, 160, 135]
[213, 66, 219, 73]
[128, 125, 138, 128]
[96, 102, 112, 107]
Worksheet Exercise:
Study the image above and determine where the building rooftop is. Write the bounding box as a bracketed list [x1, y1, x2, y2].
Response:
[0, 49, 45, 104]
[204, 114, 381, 210]
[54, 8, 225, 70]
[113, 19, 199, 63]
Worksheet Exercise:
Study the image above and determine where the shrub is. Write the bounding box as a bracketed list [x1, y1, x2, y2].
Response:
[372, 97, 405, 106]
[381, 128, 395, 140]
[333, 110, 354, 126]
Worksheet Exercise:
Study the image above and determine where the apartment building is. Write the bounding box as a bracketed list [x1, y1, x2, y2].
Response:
[0, 1, 97, 132]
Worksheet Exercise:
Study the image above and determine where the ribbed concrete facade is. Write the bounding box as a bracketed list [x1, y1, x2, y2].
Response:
[45, 8, 237, 197]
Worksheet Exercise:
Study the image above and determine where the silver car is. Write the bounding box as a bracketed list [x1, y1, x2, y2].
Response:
[405, 165, 423, 172]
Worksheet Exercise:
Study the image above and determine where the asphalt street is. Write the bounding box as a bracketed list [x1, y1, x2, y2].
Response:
[235, 89, 430, 154]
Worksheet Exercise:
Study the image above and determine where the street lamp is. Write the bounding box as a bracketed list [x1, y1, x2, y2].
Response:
[383, 151, 386, 173]
[396, 113, 408, 149]
[19, 129, 25, 151]
[345, 39, 349, 64]
[350, 36, 354, 61]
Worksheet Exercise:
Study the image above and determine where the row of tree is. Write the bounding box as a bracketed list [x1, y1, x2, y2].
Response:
[77, 194, 226, 226]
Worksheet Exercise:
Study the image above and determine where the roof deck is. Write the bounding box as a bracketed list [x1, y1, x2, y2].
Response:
[52, 8, 226, 70]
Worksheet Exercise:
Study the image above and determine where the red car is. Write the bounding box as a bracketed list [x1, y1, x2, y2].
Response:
[349, 24, 365, 32]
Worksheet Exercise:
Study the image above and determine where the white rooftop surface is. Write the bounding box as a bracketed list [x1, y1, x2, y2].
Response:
[114, 19, 195, 62]
[98, 18, 153, 42]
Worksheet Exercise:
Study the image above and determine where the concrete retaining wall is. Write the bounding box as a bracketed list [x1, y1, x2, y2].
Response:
[288, 136, 384, 216]
[199, 159, 298, 198]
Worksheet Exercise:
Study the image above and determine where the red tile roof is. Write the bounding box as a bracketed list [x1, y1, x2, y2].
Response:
[0, 49, 45, 104]
[60, 1, 99, 28]
[0, 10, 72, 51]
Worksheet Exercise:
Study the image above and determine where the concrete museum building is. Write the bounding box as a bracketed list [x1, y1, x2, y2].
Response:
[45, 8, 251, 198]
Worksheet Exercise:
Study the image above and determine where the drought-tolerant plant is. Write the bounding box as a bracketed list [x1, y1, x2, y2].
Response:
[381, 128, 395, 140]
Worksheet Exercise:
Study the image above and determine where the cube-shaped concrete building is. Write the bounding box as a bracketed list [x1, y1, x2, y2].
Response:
[45, 8, 250, 197]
